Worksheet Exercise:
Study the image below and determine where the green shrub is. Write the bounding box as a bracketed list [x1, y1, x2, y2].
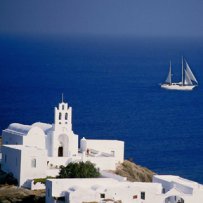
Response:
[33, 176, 54, 185]
[57, 161, 100, 178]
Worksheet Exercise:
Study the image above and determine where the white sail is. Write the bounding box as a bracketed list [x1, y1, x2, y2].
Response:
[165, 62, 172, 84]
[185, 60, 198, 84]
[184, 69, 193, 85]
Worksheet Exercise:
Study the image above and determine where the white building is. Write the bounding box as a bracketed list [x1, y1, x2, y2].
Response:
[153, 175, 203, 203]
[46, 178, 162, 203]
[1, 100, 124, 187]
[45, 175, 203, 203]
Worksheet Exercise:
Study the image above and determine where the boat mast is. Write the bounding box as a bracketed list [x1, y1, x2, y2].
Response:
[182, 56, 184, 86]
[169, 60, 172, 85]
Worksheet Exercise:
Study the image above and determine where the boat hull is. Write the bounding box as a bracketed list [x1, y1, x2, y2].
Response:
[161, 83, 196, 91]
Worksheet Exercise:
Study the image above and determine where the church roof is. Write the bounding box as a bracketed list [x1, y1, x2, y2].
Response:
[31, 122, 52, 133]
[7, 122, 52, 135]
[8, 123, 31, 135]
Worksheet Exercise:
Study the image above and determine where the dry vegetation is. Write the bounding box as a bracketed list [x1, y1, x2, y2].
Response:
[0, 185, 45, 203]
[115, 160, 155, 182]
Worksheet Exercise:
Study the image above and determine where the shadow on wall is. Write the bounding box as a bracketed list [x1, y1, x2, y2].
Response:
[0, 168, 18, 185]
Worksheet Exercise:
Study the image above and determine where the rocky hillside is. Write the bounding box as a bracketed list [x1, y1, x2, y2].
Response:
[114, 160, 156, 182]
[0, 185, 45, 203]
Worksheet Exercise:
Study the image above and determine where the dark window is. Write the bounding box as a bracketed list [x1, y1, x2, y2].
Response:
[162, 188, 165, 194]
[59, 112, 62, 120]
[100, 193, 105, 198]
[141, 192, 145, 200]
[62, 105, 64, 110]
[65, 113, 68, 120]
[31, 158, 36, 168]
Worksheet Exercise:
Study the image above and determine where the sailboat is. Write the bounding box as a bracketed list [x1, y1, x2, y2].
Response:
[161, 58, 198, 90]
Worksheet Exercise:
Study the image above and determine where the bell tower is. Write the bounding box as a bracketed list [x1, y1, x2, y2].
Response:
[51, 95, 78, 157]
[54, 95, 72, 132]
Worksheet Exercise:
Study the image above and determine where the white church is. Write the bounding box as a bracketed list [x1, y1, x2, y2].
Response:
[1, 100, 124, 187]
[1, 99, 203, 203]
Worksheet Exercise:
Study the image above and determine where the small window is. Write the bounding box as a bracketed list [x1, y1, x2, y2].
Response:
[59, 112, 62, 120]
[62, 105, 64, 110]
[133, 195, 138, 199]
[162, 188, 165, 194]
[141, 192, 145, 200]
[31, 158, 36, 168]
[65, 113, 68, 120]
[100, 193, 105, 198]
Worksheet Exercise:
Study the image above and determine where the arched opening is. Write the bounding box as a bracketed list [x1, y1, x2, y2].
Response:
[65, 113, 68, 120]
[58, 134, 69, 157]
[58, 146, 63, 157]
[165, 196, 184, 203]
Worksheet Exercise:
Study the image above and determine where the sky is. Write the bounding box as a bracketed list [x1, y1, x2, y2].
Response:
[0, 0, 203, 38]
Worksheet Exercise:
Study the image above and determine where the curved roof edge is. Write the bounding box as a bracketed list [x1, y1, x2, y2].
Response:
[8, 123, 31, 134]
[7, 122, 52, 135]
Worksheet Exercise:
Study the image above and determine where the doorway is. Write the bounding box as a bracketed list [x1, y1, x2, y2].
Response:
[58, 146, 63, 157]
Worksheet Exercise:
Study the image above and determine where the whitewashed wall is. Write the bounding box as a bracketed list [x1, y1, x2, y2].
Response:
[45, 178, 162, 203]
[20, 147, 47, 187]
[80, 139, 124, 163]
[153, 175, 203, 203]
[83, 156, 117, 170]
[101, 170, 127, 181]
[2, 130, 23, 145]
[1, 146, 21, 184]
[23, 127, 46, 149]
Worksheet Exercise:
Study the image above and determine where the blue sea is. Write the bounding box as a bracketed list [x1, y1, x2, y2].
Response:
[0, 34, 203, 183]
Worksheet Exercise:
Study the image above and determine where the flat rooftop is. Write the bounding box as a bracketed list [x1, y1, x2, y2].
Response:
[154, 175, 203, 189]
[2, 145, 45, 151]
[48, 178, 162, 189]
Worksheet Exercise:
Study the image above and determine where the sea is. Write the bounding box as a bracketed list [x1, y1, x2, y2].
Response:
[0, 34, 203, 183]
